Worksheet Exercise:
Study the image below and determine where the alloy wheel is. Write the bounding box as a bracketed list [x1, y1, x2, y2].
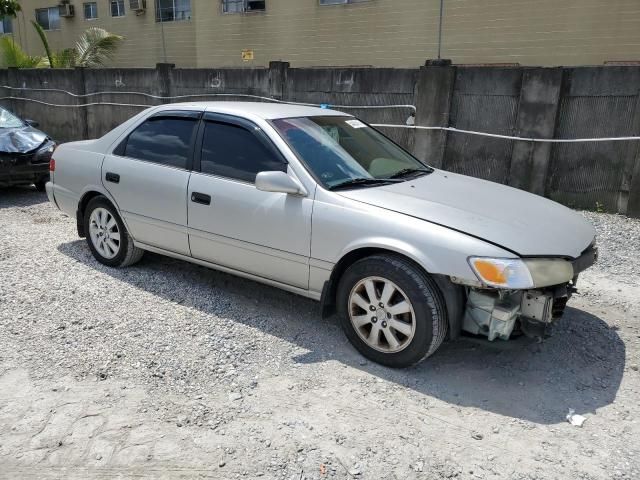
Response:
[89, 207, 121, 259]
[348, 276, 416, 353]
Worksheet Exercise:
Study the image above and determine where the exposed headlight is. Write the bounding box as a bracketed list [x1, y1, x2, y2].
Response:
[468, 257, 574, 289]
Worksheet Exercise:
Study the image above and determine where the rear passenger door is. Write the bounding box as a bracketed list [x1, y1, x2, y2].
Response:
[102, 110, 200, 256]
[187, 113, 313, 289]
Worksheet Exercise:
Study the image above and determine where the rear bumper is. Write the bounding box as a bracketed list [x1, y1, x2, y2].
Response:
[45, 181, 58, 208]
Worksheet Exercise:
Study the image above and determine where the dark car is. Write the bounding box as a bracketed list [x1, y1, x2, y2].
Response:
[0, 106, 56, 192]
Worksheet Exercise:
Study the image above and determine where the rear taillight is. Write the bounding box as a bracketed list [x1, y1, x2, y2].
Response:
[49, 158, 56, 172]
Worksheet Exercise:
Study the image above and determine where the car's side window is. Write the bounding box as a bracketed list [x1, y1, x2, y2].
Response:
[123, 116, 198, 169]
[200, 121, 287, 183]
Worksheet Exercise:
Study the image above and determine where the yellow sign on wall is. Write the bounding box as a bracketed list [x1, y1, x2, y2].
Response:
[241, 49, 254, 61]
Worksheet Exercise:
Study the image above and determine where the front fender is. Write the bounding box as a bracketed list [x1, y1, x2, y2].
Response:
[340, 236, 439, 274]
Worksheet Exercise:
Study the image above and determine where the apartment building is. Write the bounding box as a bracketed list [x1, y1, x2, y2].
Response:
[2, 0, 639, 68]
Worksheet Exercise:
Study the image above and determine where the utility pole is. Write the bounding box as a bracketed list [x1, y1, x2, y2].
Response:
[437, 0, 444, 60]
[159, 4, 168, 63]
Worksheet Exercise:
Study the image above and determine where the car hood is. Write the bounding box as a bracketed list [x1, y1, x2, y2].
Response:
[0, 126, 48, 153]
[337, 170, 596, 258]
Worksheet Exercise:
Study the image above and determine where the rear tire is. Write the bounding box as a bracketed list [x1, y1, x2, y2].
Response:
[84, 196, 144, 268]
[336, 254, 447, 368]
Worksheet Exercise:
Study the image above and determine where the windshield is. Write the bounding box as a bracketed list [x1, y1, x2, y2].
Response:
[272, 116, 431, 189]
[0, 107, 25, 129]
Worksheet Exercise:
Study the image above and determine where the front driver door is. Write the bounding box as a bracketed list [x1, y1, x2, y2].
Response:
[187, 113, 313, 289]
[101, 110, 200, 256]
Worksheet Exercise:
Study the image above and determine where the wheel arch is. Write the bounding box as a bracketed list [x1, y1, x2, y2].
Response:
[76, 187, 123, 238]
[320, 246, 466, 340]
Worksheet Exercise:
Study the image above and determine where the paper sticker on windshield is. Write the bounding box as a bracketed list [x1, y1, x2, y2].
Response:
[345, 119, 367, 129]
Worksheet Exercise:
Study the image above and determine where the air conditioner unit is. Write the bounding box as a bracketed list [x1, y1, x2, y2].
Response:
[58, 3, 75, 17]
[130, 0, 147, 13]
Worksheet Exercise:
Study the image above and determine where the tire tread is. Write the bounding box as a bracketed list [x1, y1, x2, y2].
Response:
[337, 253, 448, 367]
[84, 196, 144, 268]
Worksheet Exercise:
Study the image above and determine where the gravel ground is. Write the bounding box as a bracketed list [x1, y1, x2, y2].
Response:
[1, 187, 640, 479]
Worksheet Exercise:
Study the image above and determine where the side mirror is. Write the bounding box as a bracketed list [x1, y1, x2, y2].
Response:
[255, 171, 307, 196]
[24, 119, 39, 128]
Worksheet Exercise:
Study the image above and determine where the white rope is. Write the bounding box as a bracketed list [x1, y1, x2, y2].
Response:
[0, 96, 150, 108]
[371, 124, 640, 143]
[0, 85, 416, 112]
[2, 93, 637, 143]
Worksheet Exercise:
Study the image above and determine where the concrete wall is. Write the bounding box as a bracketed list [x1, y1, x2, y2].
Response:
[3, 0, 640, 68]
[2, 63, 640, 218]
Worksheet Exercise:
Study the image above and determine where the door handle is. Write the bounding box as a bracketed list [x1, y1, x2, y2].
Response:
[105, 172, 120, 184]
[191, 192, 211, 205]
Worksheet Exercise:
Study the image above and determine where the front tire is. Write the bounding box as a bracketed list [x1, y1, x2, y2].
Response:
[336, 254, 447, 368]
[84, 196, 144, 268]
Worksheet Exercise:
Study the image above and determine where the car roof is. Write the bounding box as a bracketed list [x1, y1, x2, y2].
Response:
[153, 101, 350, 120]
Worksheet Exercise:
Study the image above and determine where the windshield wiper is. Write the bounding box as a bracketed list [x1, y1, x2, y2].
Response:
[329, 178, 401, 191]
[388, 167, 433, 179]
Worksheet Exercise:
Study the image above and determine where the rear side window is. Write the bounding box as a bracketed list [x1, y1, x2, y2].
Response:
[200, 121, 286, 182]
[124, 117, 198, 169]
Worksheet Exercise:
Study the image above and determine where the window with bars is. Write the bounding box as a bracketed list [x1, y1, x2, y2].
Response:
[35, 7, 61, 30]
[156, 0, 191, 21]
[84, 2, 98, 19]
[222, 0, 265, 13]
[111, 0, 125, 17]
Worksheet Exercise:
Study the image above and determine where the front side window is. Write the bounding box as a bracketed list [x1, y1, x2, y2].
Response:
[84, 2, 98, 19]
[222, 0, 265, 13]
[200, 121, 286, 183]
[111, 0, 125, 17]
[156, 0, 191, 21]
[124, 117, 198, 169]
[35, 7, 61, 31]
[272, 116, 430, 189]
[0, 17, 13, 34]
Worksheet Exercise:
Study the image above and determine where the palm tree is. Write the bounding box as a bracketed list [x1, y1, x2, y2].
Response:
[31, 21, 124, 68]
[0, 37, 47, 68]
[0, 0, 21, 18]
[74, 27, 124, 67]
[0, 21, 123, 69]
[31, 20, 72, 68]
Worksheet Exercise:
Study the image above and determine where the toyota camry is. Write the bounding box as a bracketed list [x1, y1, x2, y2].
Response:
[45, 102, 597, 367]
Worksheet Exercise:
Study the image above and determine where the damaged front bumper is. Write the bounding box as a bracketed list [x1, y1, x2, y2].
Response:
[462, 286, 570, 341]
[457, 243, 598, 341]
[0, 151, 50, 187]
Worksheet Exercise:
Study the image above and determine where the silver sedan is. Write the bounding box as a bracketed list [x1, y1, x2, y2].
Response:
[46, 102, 596, 367]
